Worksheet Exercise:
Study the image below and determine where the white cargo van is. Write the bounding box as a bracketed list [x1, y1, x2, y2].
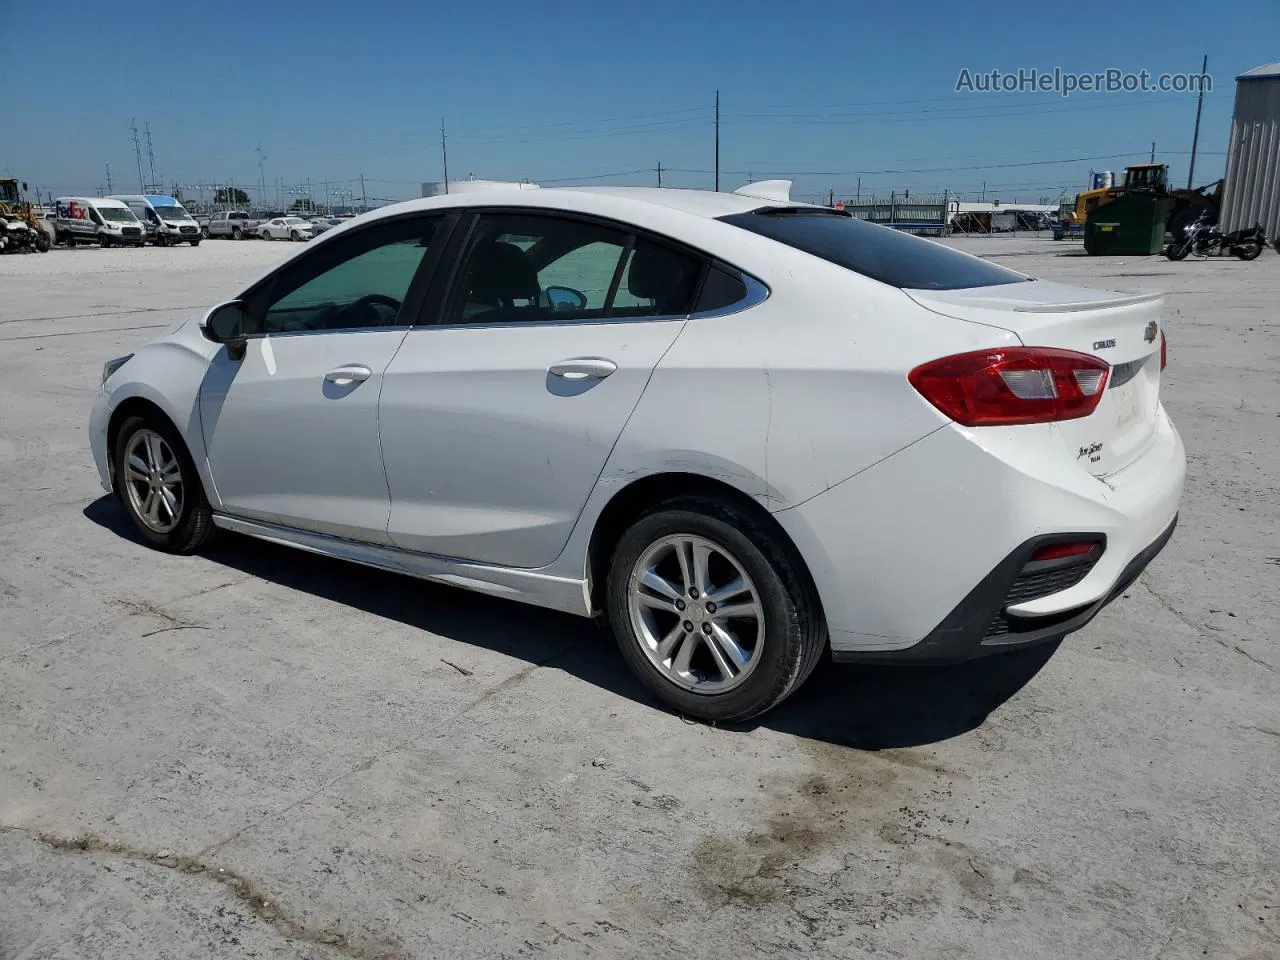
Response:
[54, 197, 146, 248]
[108, 194, 202, 246]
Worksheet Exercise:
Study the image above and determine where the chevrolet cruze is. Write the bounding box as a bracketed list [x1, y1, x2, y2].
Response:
[90, 182, 1184, 721]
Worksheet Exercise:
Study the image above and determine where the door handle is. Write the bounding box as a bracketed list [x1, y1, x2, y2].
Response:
[324, 364, 372, 385]
[549, 358, 617, 380]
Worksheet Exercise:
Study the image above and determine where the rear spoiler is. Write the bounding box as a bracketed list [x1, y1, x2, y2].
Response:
[1011, 292, 1162, 313]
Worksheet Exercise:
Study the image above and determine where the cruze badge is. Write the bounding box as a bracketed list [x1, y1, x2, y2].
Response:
[1144, 321, 1158, 343]
[1093, 338, 1116, 350]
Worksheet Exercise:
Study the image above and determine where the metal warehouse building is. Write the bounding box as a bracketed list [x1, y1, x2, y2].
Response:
[1219, 62, 1280, 238]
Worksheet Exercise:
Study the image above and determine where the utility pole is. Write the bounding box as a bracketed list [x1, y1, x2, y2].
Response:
[131, 118, 146, 192]
[714, 90, 720, 192]
[1150, 141, 1156, 163]
[656, 161, 663, 188]
[145, 121, 158, 191]
[440, 118, 449, 194]
[1188, 54, 1208, 188]
[105, 162, 113, 194]
[360, 172, 367, 209]
[856, 176, 861, 201]
[828, 187, 834, 207]
[982, 180, 986, 202]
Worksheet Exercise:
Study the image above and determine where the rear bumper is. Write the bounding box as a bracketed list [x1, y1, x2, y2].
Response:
[831, 514, 1177, 663]
[773, 404, 1185, 659]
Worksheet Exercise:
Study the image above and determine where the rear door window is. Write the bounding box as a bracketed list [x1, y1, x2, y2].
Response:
[719, 208, 1029, 290]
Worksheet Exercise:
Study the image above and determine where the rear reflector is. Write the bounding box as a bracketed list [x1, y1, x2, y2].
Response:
[908, 347, 1111, 426]
[1029, 540, 1100, 562]
[1160, 331, 1167, 371]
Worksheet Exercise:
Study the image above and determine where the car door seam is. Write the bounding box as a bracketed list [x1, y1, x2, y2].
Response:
[376, 328, 414, 536]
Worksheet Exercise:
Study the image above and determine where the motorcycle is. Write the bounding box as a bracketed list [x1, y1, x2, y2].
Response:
[1166, 213, 1267, 261]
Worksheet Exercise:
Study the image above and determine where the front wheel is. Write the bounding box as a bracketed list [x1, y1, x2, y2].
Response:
[1165, 241, 1190, 261]
[606, 494, 826, 723]
[290, 230, 300, 241]
[232, 226, 243, 240]
[112, 415, 215, 553]
[1234, 241, 1262, 261]
[189, 238, 200, 247]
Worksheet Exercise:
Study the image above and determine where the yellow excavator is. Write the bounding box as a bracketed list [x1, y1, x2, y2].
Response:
[0, 176, 51, 253]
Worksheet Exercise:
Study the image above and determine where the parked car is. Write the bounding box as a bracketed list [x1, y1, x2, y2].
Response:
[90, 185, 1184, 722]
[54, 197, 146, 248]
[257, 216, 313, 241]
[109, 195, 201, 246]
[308, 215, 349, 236]
[206, 210, 261, 240]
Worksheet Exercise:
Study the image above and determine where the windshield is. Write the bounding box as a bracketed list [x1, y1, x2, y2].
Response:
[719, 208, 1029, 291]
[153, 205, 190, 221]
[100, 207, 137, 223]
[0, 181, 18, 205]
[284, 217, 306, 225]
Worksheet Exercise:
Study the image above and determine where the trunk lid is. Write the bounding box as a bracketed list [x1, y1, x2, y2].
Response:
[905, 281, 1164, 478]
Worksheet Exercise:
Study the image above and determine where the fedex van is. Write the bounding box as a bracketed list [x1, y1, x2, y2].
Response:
[109, 194, 201, 246]
[54, 197, 146, 248]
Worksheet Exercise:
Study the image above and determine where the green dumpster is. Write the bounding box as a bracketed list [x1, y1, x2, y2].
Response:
[1084, 193, 1172, 255]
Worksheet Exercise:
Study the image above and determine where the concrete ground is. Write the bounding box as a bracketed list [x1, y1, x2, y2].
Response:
[1, 234, 1277, 960]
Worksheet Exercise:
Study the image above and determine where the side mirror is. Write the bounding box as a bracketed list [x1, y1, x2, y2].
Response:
[544, 285, 588, 312]
[200, 300, 249, 359]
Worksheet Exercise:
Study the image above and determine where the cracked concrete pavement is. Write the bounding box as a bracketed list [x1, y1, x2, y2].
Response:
[1, 238, 1277, 958]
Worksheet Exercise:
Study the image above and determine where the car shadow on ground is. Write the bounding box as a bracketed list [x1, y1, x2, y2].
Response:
[85, 496, 1057, 752]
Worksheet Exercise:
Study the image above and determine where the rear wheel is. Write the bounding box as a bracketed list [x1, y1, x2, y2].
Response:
[112, 415, 215, 553]
[606, 494, 826, 723]
[232, 226, 243, 240]
[66, 235, 77, 248]
[1234, 240, 1262, 261]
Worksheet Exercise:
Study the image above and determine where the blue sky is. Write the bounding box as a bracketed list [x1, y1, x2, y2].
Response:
[6, 0, 1278, 206]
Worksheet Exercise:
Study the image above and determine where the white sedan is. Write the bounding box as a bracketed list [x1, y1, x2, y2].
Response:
[257, 216, 313, 241]
[89, 182, 1184, 721]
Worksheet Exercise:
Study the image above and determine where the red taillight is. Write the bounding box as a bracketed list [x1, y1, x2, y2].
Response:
[1160, 331, 1167, 370]
[908, 347, 1110, 426]
[1029, 540, 1100, 562]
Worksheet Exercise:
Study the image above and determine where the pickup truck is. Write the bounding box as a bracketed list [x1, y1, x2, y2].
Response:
[204, 210, 261, 240]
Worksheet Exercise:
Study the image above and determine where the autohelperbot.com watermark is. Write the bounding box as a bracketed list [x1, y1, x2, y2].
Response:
[955, 67, 1212, 97]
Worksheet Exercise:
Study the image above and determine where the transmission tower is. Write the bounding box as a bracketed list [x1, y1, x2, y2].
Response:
[256, 143, 268, 209]
[105, 162, 113, 194]
[131, 119, 146, 192]
[145, 122, 158, 192]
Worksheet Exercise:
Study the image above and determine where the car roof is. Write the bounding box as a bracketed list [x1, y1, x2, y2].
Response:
[361, 185, 809, 225]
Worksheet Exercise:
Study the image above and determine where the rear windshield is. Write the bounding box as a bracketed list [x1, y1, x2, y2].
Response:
[719, 208, 1029, 291]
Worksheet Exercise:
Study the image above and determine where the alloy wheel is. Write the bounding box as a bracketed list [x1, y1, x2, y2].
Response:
[122, 428, 184, 534]
[626, 534, 765, 694]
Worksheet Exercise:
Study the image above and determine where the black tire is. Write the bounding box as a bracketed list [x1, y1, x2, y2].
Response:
[232, 226, 243, 240]
[200, 225, 210, 239]
[112, 414, 215, 554]
[66, 235, 77, 248]
[35, 233, 50, 253]
[190, 238, 201, 247]
[99, 235, 112, 248]
[290, 230, 299, 241]
[155, 233, 168, 247]
[606, 494, 826, 723]
[1165, 241, 1190, 261]
[1234, 241, 1262, 261]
